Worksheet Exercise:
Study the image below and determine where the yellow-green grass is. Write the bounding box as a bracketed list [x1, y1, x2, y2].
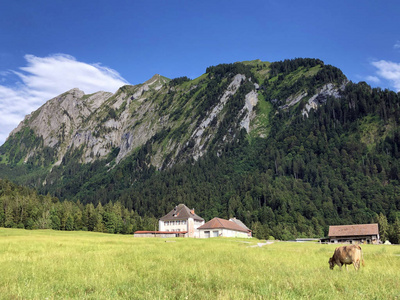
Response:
[1, 228, 399, 299]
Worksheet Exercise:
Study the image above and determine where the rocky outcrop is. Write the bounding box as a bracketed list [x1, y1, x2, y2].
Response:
[190, 74, 246, 160]
[240, 89, 259, 133]
[302, 82, 347, 117]
[11, 88, 113, 164]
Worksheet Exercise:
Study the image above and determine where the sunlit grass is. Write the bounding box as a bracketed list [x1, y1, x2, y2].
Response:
[1, 228, 399, 299]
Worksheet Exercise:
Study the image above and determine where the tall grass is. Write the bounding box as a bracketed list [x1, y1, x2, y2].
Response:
[1, 228, 399, 299]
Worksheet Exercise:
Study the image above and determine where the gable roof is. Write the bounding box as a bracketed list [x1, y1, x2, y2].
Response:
[134, 231, 188, 234]
[328, 223, 379, 237]
[229, 218, 251, 232]
[198, 217, 248, 233]
[159, 204, 204, 222]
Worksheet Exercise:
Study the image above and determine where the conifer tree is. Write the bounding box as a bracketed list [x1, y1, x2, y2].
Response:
[377, 213, 389, 242]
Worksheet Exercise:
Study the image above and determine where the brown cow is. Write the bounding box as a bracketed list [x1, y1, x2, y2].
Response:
[328, 244, 365, 271]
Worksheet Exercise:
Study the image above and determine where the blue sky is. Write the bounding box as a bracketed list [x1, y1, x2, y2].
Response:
[1, 0, 400, 145]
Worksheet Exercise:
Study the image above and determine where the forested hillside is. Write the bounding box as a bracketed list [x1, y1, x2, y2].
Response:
[1, 58, 400, 241]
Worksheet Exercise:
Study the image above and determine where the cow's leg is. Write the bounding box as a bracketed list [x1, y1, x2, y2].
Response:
[345, 264, 348, 271]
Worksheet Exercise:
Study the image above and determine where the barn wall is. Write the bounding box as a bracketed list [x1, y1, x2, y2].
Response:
[329, 234, 379, 244]
[198, 229, 250, 238]
[221, 229, 250, 238]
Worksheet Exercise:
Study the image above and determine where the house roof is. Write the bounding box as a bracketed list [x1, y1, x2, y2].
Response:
[134, 231, 188, 234]
[159, 204, 204, 222]
[328, 223, 379, 237]
[198, 217, 249, 233]
[229, 217, 251, 232]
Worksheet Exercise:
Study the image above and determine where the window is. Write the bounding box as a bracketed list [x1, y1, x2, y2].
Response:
[165, 221, 169, 226]
[182, 220, 186, 225]
[170, 221, 174, 225]
[176, 221, 180, 225]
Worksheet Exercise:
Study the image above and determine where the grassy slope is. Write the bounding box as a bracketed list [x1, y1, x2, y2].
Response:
[1, 228, 399, 299]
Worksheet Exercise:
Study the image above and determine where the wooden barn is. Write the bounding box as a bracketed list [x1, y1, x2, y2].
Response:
[326, 223, 380, 244]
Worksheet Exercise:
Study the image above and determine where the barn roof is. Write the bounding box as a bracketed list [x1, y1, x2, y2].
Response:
[229, 217, 251, 232]
[159, 204, 204, 222]
[198, 217, 249, 233]
[134, 231, 188, 234]
[328, 223, 379, 237]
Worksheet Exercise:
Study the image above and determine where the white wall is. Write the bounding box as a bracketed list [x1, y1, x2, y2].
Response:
[199, 229, 249, 238]
[221, 229, 249, 238]
[199, 229, 221, 238]
[158, 220, 165, 231]
[159, 218, 204, 237]
[160, 219, 188, 232]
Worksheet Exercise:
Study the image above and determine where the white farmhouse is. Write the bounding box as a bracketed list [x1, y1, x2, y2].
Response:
[198, 217, 251, 238]
[158, 204, 204, 238]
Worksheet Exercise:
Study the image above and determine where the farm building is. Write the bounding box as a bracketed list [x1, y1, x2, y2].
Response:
[134, 231, 187, 238]
[326, 223, 380, 244]
[158, 204, 205, 238]
[229, 217, 252, 237]
[198, 217, 251, 238]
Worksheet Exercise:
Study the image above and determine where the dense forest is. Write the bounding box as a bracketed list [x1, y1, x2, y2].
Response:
[0, 178, 158, 234]
[1, 58, 400, 242]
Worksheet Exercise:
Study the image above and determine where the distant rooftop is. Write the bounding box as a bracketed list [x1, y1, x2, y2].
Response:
[159, 204, 204, 222]
[229, 217, 251, 231]
[328, 224, 379, 237]
[198, 217, 248, 233]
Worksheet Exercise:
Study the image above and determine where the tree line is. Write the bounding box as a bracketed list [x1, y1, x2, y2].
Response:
[0, 179, 157, 234]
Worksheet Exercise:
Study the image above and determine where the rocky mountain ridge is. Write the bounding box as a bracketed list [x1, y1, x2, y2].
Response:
[0, 58, 348, 189]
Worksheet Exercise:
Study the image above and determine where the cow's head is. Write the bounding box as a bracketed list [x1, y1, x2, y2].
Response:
[328, 257, 335, 270]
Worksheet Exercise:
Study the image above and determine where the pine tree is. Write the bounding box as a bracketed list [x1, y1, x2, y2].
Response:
[0, 197, 5, 227]
[389, 218, 400, 244]
[377, 213, 389, 242]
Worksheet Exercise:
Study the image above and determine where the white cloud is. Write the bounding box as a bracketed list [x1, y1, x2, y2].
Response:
[394, 41, 400, 50]
[0, 54, 129, 146]
[371, 60, 400, 92]
[365, 75, 380, 84]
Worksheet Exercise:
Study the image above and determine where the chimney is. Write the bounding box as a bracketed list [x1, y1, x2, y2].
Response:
[190, 208, 195, 215]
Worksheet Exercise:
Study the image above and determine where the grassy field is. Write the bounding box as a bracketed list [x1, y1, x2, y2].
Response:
[0, 228, 399, 299]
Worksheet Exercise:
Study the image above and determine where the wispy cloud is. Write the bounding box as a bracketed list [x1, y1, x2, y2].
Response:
[365, 75, 380, 84]
[0, 54, 129, 145]
[394, 41, 400, 50]
[370, 60, 400, 92]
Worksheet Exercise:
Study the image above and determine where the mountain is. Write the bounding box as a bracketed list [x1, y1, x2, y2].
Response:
[0, 59, 344, 171]
[1, 58, 400, 239]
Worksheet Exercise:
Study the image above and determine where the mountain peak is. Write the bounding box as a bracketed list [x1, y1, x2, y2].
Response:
[142, 74, 169, 91]
[64, 87, 85, 96]
[145, 73, 169, 84]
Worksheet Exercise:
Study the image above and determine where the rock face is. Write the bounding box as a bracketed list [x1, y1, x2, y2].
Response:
[278, 82, 347, 117]
[10, 88, 113, 164]
[302, 82, 347, 117]
[240, 90, 259, 133]
[190, 74, 246, 160]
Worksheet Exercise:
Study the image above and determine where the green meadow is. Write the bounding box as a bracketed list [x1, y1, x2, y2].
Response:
[0, 228, 399, 299]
